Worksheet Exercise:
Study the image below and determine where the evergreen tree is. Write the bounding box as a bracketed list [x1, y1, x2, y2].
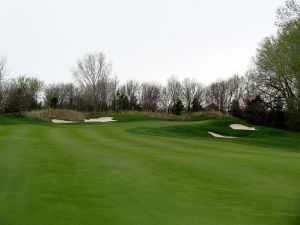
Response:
[171, 99, 184, 115]
[191, 97, 203, 112]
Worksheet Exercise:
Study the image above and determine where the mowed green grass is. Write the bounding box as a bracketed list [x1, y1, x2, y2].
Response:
[0, 115, 300, 225]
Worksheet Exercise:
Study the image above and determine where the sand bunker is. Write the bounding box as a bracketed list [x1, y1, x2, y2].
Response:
[52, 119, 77, 124]
[52, 117, 116, 123]
[230, 124, 256, 131]
[208, 132, 237, 139]
[84, 117, 116, 123]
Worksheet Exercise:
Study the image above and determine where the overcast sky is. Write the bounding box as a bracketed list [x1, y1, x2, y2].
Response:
[0, 0, 286, 85]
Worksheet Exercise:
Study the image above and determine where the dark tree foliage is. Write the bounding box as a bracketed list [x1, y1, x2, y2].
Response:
[112, 90, 129, 111]
[171, 99, 184, 115]
[128, 95, 140, 111]
[50, 97, 58, 109]
[191, 97, 203, 112]
[205, 103, 218, 112]
[229, 100, 242, 118]
[117, 93, 129, 111]
[243, 96, 267, 125]
[266, 98, 286, 129]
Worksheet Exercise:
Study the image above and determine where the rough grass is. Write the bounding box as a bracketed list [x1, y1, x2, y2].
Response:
[24, 109, 86, 121]
[24, 109, 225, 123]
[87, 110, 225, 122]
[0, 115, 299, 225]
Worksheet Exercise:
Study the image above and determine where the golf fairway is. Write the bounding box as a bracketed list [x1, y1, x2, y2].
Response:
[0, 116, 299, 225]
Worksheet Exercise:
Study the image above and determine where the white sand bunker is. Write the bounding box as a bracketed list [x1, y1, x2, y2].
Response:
[208, 132, 237, 139]
[52, 119, 77, 124]
[84, 117, 116, 123]
[230, 124, 256, 131]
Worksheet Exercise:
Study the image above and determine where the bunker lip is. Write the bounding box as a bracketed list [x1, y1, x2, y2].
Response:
[208, 131, 237, 139]
[84, 117, 116, 123]
[52, 119, 78, 124]
[230, 124, 256, 131]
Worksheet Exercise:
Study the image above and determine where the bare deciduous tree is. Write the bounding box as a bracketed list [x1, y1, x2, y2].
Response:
[44, 84, 60, 107]
[226, 74, 246, 109]
[167, 76, 182, 111]
[0, 57, 6, 81]
[4, 76, 43, 113]
[125, 80, 140, 110]
[141, 82, 161, 112]
[159, 87, 169, 112]
[182, 78, 202, 112]
[276, 0, 300, 28]
[107, 76, 118, 110]
[205, 80, 228, 113]
[72, 52, 112, 111]
[0, 57, 7, 111]
[44, 83, 81, 109]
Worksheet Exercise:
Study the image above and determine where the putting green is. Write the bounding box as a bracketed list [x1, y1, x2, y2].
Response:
[0, 115, 299, 225]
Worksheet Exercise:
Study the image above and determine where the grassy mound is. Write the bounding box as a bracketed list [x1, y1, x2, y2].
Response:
[128, 117, 300, 151]
[128, 117, 266, 139]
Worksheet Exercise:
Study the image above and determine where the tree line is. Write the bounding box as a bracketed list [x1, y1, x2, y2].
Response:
[0, 0, 299, 130]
